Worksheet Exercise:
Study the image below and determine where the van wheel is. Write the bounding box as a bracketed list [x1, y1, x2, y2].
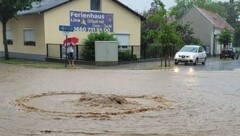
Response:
[175, 62, 179, 65]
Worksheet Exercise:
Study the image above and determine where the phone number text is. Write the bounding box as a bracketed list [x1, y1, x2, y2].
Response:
[74, 27, 112, 32]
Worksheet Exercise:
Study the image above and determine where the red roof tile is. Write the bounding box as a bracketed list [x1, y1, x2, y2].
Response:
[196, 7, 233, 30]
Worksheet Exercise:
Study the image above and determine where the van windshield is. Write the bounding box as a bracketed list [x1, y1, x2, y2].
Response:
[180, 46, 198, 53]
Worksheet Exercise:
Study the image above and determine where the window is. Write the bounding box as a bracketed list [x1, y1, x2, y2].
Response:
[91, 0, 101, 11]
[23, 29, 36, 46]
[6, 30, 13, 45]
[114, 34, 130, 50]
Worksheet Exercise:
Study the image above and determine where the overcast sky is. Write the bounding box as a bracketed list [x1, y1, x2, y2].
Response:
[118, 0, 229, 13]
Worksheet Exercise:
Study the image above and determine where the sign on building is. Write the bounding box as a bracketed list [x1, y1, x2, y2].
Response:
[70, 11, 113, 33]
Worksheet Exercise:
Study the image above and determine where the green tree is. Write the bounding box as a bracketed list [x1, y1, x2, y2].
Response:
[234, 24, 240, 46]
[146, 0, 183, 45]
[218, 28, 233, 48]
[141, 0, 166, 46]
[141, 11, 154, 54]
[223, 0, 240, 46]
[82, 32, 117, 61]
[147, 0, 183, 66]
[0, 0, 41, 60]
[219, 0, 240, 28]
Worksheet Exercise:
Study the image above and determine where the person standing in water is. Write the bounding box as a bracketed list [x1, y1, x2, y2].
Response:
[67, 43, 75, 66]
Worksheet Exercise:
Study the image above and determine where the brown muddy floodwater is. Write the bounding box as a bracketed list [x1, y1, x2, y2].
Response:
[0, 63, 240, 136]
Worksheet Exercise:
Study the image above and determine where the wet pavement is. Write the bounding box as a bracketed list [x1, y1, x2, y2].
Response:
[84, 57, 240, 71]
[0, 57, 240, 136]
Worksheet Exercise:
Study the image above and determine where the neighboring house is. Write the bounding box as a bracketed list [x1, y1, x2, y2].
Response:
[0, 0, 144, 60]
[180, 5, 234, 56]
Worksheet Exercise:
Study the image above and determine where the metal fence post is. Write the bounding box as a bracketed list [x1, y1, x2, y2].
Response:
[60, 44, 63, 60]
[76, 45, 79, 60]
[154, 46, 157, 59]
[46, 44, 49, 58]
[131, 46, 134, 60]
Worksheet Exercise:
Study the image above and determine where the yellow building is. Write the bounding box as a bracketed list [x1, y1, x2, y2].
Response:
[0, 0, 144, 60]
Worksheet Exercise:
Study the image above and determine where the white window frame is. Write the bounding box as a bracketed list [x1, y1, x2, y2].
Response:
[6, 29, 13, 45]
[114, 33, 130, 50]
[23, 28, 36, 46]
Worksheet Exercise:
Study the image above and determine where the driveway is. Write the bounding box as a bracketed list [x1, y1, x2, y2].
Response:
[0, 58, 239, 136]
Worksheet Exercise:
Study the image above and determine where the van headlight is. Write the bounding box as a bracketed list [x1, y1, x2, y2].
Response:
[190, 55, 195, 59]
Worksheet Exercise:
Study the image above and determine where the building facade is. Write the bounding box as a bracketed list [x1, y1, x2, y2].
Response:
[180, 6, 234, 56]
[0, 0, 144, 60]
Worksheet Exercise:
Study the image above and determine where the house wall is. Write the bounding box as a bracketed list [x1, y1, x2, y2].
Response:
[44, 0, 141, 45]
[1, 0, 142, 60]
[212, 28, 222, 55]
[0, 15, 46, 60]
[180, 7, 213, 52]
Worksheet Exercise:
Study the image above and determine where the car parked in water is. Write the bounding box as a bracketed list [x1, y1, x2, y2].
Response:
[220, 47, 237, 59]
[174, 45, 207, 65]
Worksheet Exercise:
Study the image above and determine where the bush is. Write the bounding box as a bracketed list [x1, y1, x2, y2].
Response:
[144, 45, 162, 59]
[118, 50, 137, 62]
[81, 32, 117, 61]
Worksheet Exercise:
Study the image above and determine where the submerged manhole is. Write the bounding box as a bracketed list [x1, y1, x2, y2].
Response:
[16, 92, 171, 118]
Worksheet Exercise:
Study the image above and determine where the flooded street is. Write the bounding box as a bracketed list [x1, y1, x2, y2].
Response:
[0, 58, 240, 136]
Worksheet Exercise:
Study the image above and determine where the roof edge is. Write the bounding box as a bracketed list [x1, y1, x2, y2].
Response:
[18, 0, 146, 21]
[41, 0, 73, 13]
[194, 5, 215, 26]
[112, 0, 146, 21]
[195, 5, 234, 30]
